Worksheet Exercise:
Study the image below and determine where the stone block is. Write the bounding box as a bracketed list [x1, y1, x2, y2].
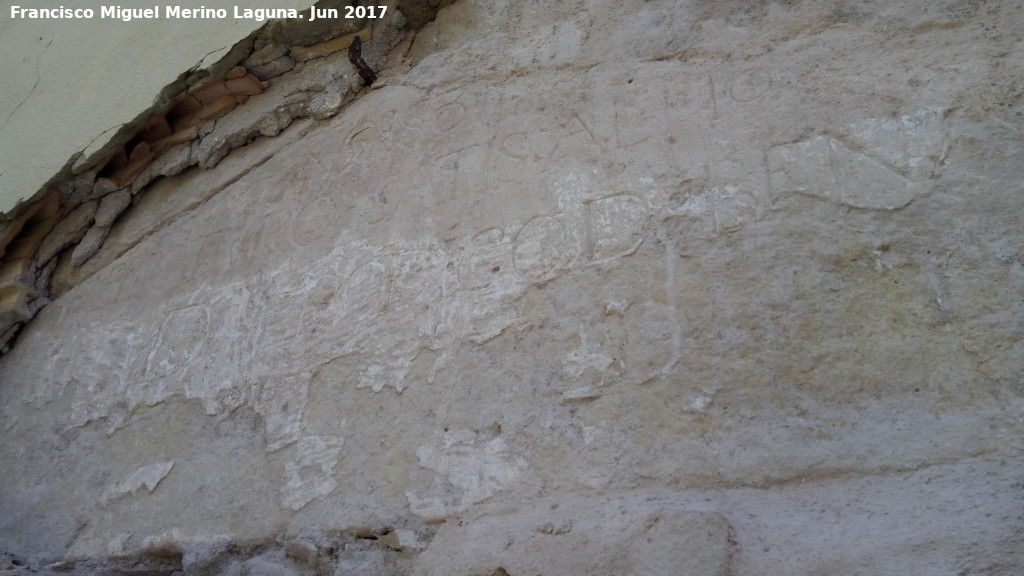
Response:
[93, 191, 132, 228]
[70, 225, 109, 268]
[35, 201, 96, 265]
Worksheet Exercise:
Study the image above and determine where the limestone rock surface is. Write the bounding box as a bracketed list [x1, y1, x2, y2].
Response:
[1, 0, 1023, 574]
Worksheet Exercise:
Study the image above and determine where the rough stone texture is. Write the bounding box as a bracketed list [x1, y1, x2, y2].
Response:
[92, 191, 131, 229]
[245, 43, 298, 81]
[69, 226, 109, 268]
[247, 53, 298, 81]
[2, 0, 1024, 574]
[269, 0, 365, 47]
[0, 0, 312, 214]
[34, 201, 96, 266]
[0, 2, 414, 345]
[413, 499, 734, 575]
[77, 117, 320, 290]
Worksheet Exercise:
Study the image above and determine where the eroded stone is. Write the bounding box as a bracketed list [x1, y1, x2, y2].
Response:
[93, 190, 132, 228]
[411, 498, 734, 576]
[0, 0, 1022, 574]
[69, 225, 109, 267]
[34, 201, 96, 265]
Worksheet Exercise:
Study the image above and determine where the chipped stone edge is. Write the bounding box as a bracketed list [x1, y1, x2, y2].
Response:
[0, 1, 414, 356]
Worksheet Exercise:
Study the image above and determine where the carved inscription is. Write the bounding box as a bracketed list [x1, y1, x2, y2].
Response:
[5, 56, 957, 515]
[227, 182, 661, 394]
[459, 228, 510, 290]
[513, 216, 569, 281]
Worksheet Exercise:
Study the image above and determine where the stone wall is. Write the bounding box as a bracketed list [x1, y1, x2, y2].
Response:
[1, 0, 1022, 574]
[0, 0, 423, 353]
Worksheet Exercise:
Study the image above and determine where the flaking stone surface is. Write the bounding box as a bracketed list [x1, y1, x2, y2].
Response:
[1, 0, 1023, 573]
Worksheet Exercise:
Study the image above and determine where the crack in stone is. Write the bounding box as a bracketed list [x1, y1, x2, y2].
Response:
[0, 38, 50, 133]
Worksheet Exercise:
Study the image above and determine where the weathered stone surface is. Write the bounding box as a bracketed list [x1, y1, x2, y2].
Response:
[47, 251, 82, 300]
[247, 53, 297, 81]
[270, 0, 365, 47]
[92, 191, 132, 229]
[1, 0, 1023, 574]
[77, 117, 319, 288]
[69, 226, 108, 268]
[283, 539, 319, 566]
[0, 2, 414, 337]
[413, 499, 734, 576]
[34, 202, 96, 265]
[187, 5, 407, 170]
[245, 42, 291, 68]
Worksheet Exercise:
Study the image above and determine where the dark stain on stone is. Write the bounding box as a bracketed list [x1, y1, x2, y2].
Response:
[348, 35, 377, 86]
